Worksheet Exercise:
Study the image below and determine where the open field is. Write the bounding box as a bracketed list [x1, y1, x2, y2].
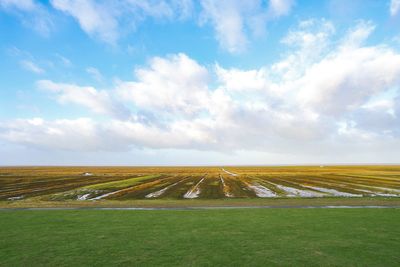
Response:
[1, 165, 400, 207]
[2, 167, 400, 266]
[1, 208, 399, 266]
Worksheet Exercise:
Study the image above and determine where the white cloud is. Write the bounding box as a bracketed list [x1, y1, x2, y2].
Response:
[268, 0, 295, 18]
[275, 21, 400, 117]
[86, 67, 103, 82]
[2, 20, 400, 161]
[215, 64, 269, 92]
[0, 0, 36, 11]
[50, 0, 193, 44]
[51, 0, 119, 44]
[55, 54, 72, 67]
[20, 60, 45, 74]
[0, 0, 53, 35]
[2, 0, 295, 52]
[200, 0, 249, 53]
[116, 53, 210, 117]
[200, 0, 294, 53]
[0, 117, 216, 151]
[0, 118, 123, 151]
[282, 19, 335, 50]
[390, 0, 400, 16]
[171, 0, 194, 19]
[296, 45, 400, 116]
[278, 19, 335, 77]
[37, 80, 130, 120]
[340, 21, 375, 48]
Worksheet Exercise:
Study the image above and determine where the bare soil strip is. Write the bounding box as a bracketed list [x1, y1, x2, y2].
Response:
[303, 176, 400, 196]
[298, 176, 400, 196]
[145, 177, 191, 198]
[308, 175, 400, 192]
[223, 175, 257, 197]
[103, 176, 181, 199]
[331, 173, 400, 186]
[198, 176, 224, 198]
[219, 175, 234, 197]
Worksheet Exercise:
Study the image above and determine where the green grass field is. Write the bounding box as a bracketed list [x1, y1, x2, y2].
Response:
[1, 208, 399, 266]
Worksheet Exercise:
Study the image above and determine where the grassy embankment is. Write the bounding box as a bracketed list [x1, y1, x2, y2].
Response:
[0, 208, 399, 266]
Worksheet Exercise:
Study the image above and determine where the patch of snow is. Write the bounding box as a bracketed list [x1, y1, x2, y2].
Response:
[145, 181, 181, 198]
[7, 195, 24, 200]
[353, 188, 398, 197]
[91, 191, 116, 200]
[77, 193, 91, 200]
[369, 186, 400, 194]
[90, 188, 127, 200]
[320, 178, 400, 195]
[221, 168, 238, 176]
[270, 182, 325, 197]
[302, 185, 363, 197]
[184, 177, 205, 199]
[247, 183, 277, 198]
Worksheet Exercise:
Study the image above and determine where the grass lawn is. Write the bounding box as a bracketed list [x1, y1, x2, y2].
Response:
[1, 208, 399, 266]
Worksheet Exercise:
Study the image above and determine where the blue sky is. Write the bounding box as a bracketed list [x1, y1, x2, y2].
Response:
[1, 0, 400, 165]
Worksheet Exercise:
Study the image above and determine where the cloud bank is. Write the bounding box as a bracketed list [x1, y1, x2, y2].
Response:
[1, 19, 400, 161]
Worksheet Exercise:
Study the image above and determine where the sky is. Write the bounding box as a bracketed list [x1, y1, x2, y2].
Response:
[1, 0, 400, 166]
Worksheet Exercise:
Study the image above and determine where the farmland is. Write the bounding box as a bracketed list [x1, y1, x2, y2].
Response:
[1, 166, 400, 266]
[1, 165, 400, 207]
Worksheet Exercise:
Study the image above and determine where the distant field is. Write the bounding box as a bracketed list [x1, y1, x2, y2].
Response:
[1, 208, 399, 266]
[1, 166, 400, 207]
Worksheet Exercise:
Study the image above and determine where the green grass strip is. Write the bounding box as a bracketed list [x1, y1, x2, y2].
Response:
[82, 174, 160, 190]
